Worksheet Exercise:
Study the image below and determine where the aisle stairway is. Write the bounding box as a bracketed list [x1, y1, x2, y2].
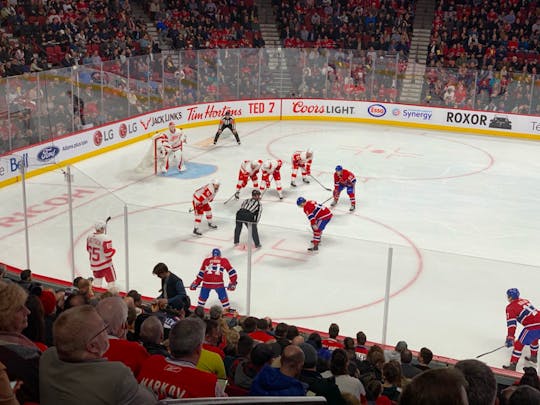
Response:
[399, 0, 436, 103]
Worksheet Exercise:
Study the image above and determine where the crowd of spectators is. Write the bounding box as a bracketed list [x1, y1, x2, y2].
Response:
[3, 266, 540, 404]
[422, 0, 539, 113]
[145, 0, 264, 49]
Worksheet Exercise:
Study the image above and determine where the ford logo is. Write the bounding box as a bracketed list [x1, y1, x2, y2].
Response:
[37, 146, 60, 162]
[368, 104, 387, 117]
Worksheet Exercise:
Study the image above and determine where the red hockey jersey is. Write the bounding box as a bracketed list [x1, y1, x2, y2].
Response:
[193, 184, 217, 206]
[303, 200, 332, 224]
[138, 355, 218, 399]
[194, 257, 238, 289]
[506, 298, 540, 338]
[334, 169, 356, 187]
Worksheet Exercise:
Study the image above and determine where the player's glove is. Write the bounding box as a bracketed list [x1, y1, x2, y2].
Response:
[190, 283, 198, 291]
[227, 283, 237, 291]
[505, 337, 514, 348]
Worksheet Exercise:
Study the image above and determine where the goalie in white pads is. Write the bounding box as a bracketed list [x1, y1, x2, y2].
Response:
[192, 179, 220, 236]
[167, 122, 187, 172]
[260, 159, 283, 199]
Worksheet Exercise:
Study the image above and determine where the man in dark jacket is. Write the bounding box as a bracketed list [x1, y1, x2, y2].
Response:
[250, 344, 307, 396]
[152, 262, 190, 312]
[234, 189, 262, 248]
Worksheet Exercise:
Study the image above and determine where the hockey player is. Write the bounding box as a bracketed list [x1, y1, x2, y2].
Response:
[503, 288, 540, 371]
[332, 165, 357, 211]
[86, 220, 116, 287]
[260, 159, 283, 199]
[190, 248, 238, 311]
[213, 111, 241, 145]
[291, 149, 313, 187]
[192, 179, 220, 236]
[235, 159, 262, 199]
[296, 197, 333, 251]
[153, 133, 172, 174]
[167, 122, 187, 172]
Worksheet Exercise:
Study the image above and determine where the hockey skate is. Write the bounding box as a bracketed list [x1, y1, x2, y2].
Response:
[302, 178, 310, 184]
[208, 222, 218, 229]
[278, 193, 283, 200]
[307, 243, 318, 251]
[350, 204, 356, 212]
[502, 363, 517, 371]
[330, 200, 338, 207]
[290, 181, 296, 187]
[193, 228, 202, 236]
[526, 355, 538, 363]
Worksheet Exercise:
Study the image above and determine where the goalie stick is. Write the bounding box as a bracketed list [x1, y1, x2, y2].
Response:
[475, 345, 505, 359]
[309, 174, 332, 191]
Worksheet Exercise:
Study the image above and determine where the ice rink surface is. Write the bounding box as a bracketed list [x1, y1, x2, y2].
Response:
[2, 120, 540, 370]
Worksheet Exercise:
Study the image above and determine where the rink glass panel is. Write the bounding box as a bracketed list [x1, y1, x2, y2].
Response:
[0, 49, 538, 155]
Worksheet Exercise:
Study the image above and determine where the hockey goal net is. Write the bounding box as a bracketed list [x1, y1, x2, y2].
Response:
[135, 134, 166, 174]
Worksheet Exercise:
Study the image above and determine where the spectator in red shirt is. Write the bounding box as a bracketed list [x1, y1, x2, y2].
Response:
[138, 317, 226, 399]
[96, 296, 149, 375]
[322, 323, 344, 351]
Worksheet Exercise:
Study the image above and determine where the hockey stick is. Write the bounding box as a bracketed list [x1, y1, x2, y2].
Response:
[103, 216, 112, 234]
[309, 174, 332, 191]
[223, 192, 238, 205]
[475, 345, 506, 359]
[322, 195, 334, 205]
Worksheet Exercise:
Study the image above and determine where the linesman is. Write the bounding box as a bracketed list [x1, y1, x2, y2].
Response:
[234, 189, 262, 248]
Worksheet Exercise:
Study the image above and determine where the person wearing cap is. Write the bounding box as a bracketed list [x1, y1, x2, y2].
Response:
[503, 288, 540, 371]
[234, 189, 262, 249]
[86, 220, 116, 287]
[213, 110, 241, 145]
[332, 165, 357, 211]
[192, 179, 220, 236]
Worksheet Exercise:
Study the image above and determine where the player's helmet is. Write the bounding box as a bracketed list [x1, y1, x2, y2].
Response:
[252, 189, 261, 198]
[211, 179, 220, 187]
[507, 288, 520, 299]
[263, 161, 271, 171]
[212, 248, 221, 257]
[335, 165, 343, 172]
[94, 221, 106, 232]
[306, 148, 313, 158]
[296, 197, 306, 206]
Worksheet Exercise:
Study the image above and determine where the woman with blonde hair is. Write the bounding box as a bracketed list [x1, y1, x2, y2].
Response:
[0, 282, 41, 403]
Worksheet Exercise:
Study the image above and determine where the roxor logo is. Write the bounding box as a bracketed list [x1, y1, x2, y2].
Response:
[37, 146, 60, 162]
[368, 104, 386, 117]
[446, 112, 487, 126]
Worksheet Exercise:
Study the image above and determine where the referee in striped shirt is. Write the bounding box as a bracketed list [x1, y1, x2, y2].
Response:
[234, 189, 262, 248]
